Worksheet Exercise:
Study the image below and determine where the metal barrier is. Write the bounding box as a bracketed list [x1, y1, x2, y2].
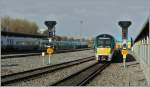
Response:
[133, 43, 149, 65]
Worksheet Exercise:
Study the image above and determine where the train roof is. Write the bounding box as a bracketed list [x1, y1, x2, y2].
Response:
[96, 34, 115, 40]
[1, 31, 47, 38]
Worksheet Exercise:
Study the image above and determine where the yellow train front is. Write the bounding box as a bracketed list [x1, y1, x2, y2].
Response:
[94, 34, 116, 62]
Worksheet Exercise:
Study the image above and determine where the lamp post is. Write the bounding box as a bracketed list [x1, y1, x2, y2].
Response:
[80, 20, 83, 42]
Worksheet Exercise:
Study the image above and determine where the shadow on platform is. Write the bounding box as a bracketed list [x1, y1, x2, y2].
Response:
[111, 49, 136, 63]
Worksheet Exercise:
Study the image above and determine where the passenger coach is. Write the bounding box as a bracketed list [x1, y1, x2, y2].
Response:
[1, 31, 88, 53]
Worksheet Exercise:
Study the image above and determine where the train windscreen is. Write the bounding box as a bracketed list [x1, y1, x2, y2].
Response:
[97, 38, 111, 48]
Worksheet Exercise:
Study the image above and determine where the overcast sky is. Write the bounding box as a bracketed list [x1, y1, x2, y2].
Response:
[0, 0, 149, 40]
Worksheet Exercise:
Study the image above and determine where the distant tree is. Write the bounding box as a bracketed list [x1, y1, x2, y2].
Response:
[1, 16, 12, 31]
[87, 37, 94, 48]
[61, 36, 68, 41]
[55, 36, 62, 41]
[81, 38, 86, 41]
[42, 29, 49, 36]
[1, 16, 39, 34]
[68, 37, 75, 41]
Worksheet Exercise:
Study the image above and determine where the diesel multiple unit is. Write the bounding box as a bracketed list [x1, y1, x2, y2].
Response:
[93, 34, 116, 62]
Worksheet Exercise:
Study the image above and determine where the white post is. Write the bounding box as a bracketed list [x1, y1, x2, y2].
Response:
[49, 38, 52, 42]
[123, 58, 126, 68]
[42, 52, 45, 64]
[80, 20, 83, 42]
[48, 54, 51, 64]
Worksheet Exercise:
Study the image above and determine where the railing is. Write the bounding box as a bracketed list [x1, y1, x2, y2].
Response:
[133, 43, 150, 65]
[132, 41, 150, 85]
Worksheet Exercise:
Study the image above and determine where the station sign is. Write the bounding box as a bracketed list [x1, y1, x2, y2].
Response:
[47, 47, 54, 54]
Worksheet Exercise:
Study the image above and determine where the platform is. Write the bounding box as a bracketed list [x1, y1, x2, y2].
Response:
[88, 50, 147, 86]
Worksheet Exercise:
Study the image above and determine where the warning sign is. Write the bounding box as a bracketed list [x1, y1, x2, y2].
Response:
[47, 48, 54, 54]
[121, 49, 128, 58]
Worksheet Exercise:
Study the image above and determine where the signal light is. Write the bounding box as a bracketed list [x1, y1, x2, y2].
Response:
[122, 32, 126, 39]
[49, 31, 53, 37]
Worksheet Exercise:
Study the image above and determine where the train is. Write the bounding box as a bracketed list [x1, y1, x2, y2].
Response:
[1, 31, 88, 53]
[93, 34, 116, 62]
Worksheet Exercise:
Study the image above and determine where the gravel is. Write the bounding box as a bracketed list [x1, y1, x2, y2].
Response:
[87, 61, 147, 86]
[6, 60, 97, 86]
[1, 50, 94, 76]
[2, 49, 147, 86]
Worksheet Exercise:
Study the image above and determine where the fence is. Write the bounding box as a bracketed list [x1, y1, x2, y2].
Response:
[132, 37, 150, 85]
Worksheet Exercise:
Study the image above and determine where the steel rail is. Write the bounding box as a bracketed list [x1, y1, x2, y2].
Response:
[51, 62, 110, 86]
[1, 48, 92, 59]
[1, 56, 95, 86]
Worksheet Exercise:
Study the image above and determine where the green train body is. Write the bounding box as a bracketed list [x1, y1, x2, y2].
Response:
[93, 34, 116, 61]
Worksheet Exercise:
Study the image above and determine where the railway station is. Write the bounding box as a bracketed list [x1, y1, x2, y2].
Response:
[1, 0, 149, 86]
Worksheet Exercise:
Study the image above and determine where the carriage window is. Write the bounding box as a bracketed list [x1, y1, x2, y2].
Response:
[97, 39, 104, 46]
[7, 39, 11, 45]
[97, 38, 111, 47]
[1, 40, 3, 45]
[10, 39, 13, 45]
[106, 40, 110, 45]
[98, 40, 104, 45]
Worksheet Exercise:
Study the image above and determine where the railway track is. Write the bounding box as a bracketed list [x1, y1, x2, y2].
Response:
[1, 53, 41, 59]
[1, 56, 95, 86]
[55, 48, 92, 53]
[51, 62, 110, 86]
[1, 48, 92, 59]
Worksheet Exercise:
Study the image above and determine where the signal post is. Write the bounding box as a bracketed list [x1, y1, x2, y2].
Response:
[121, 48, 128, 68]
[47, 47, 54, 64]
[118, 21, 131, 68]
[44, 21, 56, 64]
